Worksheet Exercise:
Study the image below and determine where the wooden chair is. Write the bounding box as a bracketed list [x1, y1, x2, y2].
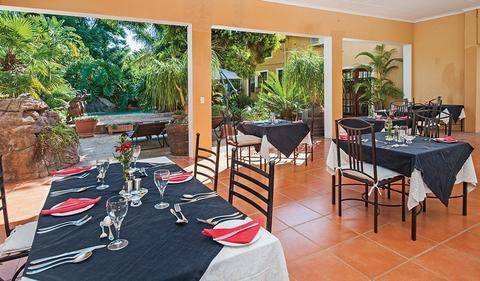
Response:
[223, 115, 262, 168]
[194, 133, 220, 191]
[412, 109, 441, 138]
[334, 118, 406, 233]
[0, 156, 36, 280]
[228, 148, 275, 232]
[293, 107, 315, 166]
[128, 121, 168, 147]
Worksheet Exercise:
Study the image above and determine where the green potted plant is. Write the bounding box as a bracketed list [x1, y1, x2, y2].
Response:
[74, 116, 98, 138]
[107, 123, 134, 134]
[212, 104, 224, 130]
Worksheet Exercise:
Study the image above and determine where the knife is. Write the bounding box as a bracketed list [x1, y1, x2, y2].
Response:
[213, 222, 259, 241]
[29, 245, 106, 265]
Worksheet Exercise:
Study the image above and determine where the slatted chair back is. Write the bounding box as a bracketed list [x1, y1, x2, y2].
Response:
[194, 133, 221, 191]
[412, 109, 440, 138]
[0, 156, 11, 236]
[335, 118, 378, 182]
[222, 114, 239, 145]
[390, 99, 411, 117]
[228, 148, 275, 232]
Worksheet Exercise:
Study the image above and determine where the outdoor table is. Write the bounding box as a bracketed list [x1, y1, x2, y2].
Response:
[326, 133, 477, 210]
[237, 120, 311, 161]
[412, 104, 466, 130]
[353, 116, 409, 132]
[22, 157, 288, 281]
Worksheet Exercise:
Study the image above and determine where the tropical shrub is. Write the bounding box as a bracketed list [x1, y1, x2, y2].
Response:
[37, 123, 79, 157]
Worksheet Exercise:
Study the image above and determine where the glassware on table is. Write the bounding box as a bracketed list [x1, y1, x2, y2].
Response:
[106, 196, 129, 251]
[153, 169, 170, 210]
[131, 145, 141, 170]
[404, 135, 416, 144]
[130, 178, 143, 207]
[96, 159, 110, 190]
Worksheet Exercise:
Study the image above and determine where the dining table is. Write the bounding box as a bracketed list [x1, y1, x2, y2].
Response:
[22, 157, 288, 281]
[351, 116, 409, 132]
[237, 120, 311, 161]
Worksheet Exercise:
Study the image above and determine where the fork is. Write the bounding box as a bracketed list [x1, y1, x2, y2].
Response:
[37, 215, 92, 234]
[179, 194, 218, 204]
[50, 185, 95, 197]
[197, 214, 244, 225]
[174, 204, 188, 223]
[53, 173, 90, 182]
[196, 212, 241, 225]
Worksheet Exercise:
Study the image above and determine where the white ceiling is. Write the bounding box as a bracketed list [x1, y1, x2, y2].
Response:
[263, 0, 480, 22]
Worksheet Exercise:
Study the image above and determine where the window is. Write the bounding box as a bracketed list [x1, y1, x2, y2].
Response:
[256, 71, 268, 87]
[276, 68, 284, 83]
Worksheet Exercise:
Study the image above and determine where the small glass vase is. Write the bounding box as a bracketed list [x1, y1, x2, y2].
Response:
[120, 163, 134, 198]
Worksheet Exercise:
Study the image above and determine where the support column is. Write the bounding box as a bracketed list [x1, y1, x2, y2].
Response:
[403, 44, 412, 101]
[189, 24, 212, 156]
[331, 32, 344, 135]
[464, 10, 480, 132]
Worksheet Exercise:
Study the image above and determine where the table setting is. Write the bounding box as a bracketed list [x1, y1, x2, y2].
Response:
[22, 135, 288, 281]
[237, 119, 311, 161]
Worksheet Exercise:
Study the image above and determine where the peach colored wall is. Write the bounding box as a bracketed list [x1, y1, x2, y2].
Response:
[413, 14, 465, 105]
[0, 0, 414, 146]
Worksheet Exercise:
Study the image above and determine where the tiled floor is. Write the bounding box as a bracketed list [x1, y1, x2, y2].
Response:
[2, 132, 480, 280]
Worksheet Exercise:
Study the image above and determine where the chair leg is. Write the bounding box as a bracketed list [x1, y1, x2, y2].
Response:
[310, 144, 314, 162]
[13, 262, 25, 281]
[338, 175, 342, 216]
[226, 143, 229, 168]
[422, 197, 427, 212]
[248, 147, 251, 165]
[411, 205, 417, 241]
[305, 143, 308, 167]
[387, 183, 391, 199]
[331, 175, 336, 205]
[293, 149, 297, 165]
[374, 187, 379, 233]
[463, 182, 468, 216]
[401, 177, 406, 222]
[364, 184, 368, 208]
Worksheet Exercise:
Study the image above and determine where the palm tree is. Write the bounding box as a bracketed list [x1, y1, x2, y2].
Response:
[353, 44, 403, 109]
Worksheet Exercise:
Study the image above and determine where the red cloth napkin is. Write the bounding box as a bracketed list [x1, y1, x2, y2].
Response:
[202, 219, 262, 244]
[49, 166, 92, 176]
[435, 137, 458, 143]
[338, 135, 348, 141]
[41, 197, 101, 215]
[169, 171, 193, 183]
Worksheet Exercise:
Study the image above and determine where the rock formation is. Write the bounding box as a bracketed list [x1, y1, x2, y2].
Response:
[0, 95, 79, 182]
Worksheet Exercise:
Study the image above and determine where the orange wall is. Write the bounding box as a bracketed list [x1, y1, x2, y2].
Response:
[0, 0, 414, 145]
[413, 14, 465, 105]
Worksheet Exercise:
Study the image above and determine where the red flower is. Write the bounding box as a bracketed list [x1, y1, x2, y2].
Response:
[115, 141, 133, 152]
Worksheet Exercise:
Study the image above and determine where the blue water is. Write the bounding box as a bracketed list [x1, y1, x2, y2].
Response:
[87, 110, 152, 116]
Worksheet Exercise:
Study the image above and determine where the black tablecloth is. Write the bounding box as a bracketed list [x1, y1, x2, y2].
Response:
[352, 117, 409, 132]
[337, 133, 473, 205]
[237, 120, 310, 157]
[412, 104, 464, 122]
[25, 162, 241, 281]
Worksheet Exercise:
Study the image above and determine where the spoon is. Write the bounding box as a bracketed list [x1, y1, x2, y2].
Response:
[170, 208, 186, 224]
[103, 216, 114, 241]
[182, 191, 216, 199]
[99, 221, 108, 239]
[26, 251, 92, 275]
[140, 168, 148, 177]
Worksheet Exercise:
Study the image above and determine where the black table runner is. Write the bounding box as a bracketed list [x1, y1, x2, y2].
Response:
[237, 120, 310, 157]
[25, 162, 240, 281]
[337, 133, 473, 205]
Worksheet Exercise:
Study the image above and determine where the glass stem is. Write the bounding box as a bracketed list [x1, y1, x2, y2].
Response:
[160, 192, 164, 203]
[115, 223, 121, 240]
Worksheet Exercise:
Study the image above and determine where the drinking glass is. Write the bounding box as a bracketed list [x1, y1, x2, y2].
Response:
[404, 135, 415, 144]
[96, 159, 110, 190]
[106, 196, 129, 251]
[153, 169, 170, 209]
[132, 145, 141, 169]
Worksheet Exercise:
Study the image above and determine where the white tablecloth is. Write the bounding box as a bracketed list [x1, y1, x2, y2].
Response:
[439, 108, 466, 124]
[326, 143, 477, 210]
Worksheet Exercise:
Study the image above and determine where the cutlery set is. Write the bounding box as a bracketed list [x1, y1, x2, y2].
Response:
[50, 185, 96, 197]
[26, 245, 105, 275]
[53, 172, 90, 182]
[179, 192, 218, 205]
[37, 215, 92, 234]
[196, 212, 244, 226]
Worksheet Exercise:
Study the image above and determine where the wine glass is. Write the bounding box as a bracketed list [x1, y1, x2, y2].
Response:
[106, 196, 129, 251]
[132, 145, 141, 170]
[153, 169, 170, 210]
[96, 159, 110, 190]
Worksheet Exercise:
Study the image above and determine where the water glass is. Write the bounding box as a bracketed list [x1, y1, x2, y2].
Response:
[106, 196, 129, 251]
[96, 159, 110, 190]
[132, 145, 141, 169]
[153, 169, 170, 210]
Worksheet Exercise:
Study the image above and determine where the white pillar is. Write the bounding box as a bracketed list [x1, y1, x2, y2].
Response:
[403, 44, 412, 101]
[323, 37, 333, 138]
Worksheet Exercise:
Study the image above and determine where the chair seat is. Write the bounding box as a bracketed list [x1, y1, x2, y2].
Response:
[0, 221, 37, 258]
[230, 134, 262, 146]
[340, 162, 402, 185]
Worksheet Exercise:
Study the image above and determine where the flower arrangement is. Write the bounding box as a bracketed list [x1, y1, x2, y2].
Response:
[114, 133, 133, 173]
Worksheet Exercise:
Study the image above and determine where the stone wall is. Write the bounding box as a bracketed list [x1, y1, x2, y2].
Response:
[0, 95, 79, 182]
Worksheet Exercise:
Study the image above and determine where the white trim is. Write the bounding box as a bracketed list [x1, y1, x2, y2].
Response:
[403, 44, 412, 101]
[187, 25, 194, 158]
[275, 67, 284, 77]
[323, 37, 333, 139]
[212, 25, 324, 39]
[414, 10, 467, 23]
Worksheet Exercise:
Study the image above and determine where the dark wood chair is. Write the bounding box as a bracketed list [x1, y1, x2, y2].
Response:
[128, 121, 168, 147]
[293, 107, 315, 166]
[194, 133, 220, 191]
[0, 155, 36, 280]
[334, 118, 406, 233]
[228, 148, 275, 232]
[412, 109, 441, 138]
[223, 115, 262, 168]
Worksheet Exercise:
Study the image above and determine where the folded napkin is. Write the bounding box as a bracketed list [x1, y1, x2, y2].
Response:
[338, 135, 349, 141]
[41, 197, 101, 215]
[50, 166, 92, 176]
[202, 219, 262, 244]
[169, 171, 193, 183]
[434, 137, 459, 143]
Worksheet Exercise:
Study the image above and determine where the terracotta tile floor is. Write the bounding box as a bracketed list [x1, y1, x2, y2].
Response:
[2, 132, 480, 280]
